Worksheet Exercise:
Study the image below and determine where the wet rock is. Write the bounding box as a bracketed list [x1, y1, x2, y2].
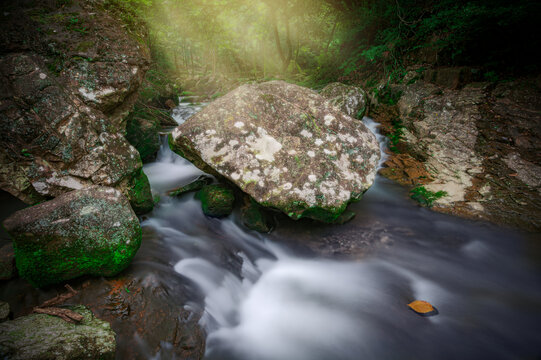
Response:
[169, 80, 380, 223]
[241, 196, 273, 233]
[397, 81, 486, 207]
[379, 153, 433, 186]
[0, 244, 15, 280]
[320, 82, 368, 118]
[125, 112, 161, 163]
[3, 186, 141, 288]
[0, 305, 115, 359]
[196, 184, 235, 218]
[0, 301, 9, 322]
[373, 77, 541, 231]
[168, 175, 213, 197]
[0, 1, 153, 214]
[407, 300, 438, 316]
[333, 210, 356, 225]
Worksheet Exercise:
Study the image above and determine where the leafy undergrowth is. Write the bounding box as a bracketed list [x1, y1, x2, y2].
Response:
[410, 186, 447, 207]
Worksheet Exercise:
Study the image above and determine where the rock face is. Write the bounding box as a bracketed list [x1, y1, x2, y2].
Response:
[0, 0, 153, 214]
[320, 82, 368, 118]
[373, 76, 541, 231]
[0, 305, 116, 359]
[169, 81, 380, 222]
[3, 186, 142, 288]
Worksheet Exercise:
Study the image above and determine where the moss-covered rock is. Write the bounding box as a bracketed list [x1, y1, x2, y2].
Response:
[125, 112, 161, 163]
[3, 186, 142, 288]
[0, 305, 115, 359]
[241, 196, 272, 233]
[124, 169, 154, 215]
[320, 82, 368, 118]
[196, 184, 235, 218]
[169, 81, 380, 223]
[168, 175, 213, 197]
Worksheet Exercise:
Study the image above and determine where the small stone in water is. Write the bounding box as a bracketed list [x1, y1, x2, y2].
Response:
[408, 300, 438, 316]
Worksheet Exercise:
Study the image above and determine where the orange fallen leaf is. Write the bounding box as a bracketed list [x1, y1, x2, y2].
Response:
[408, 300, 438, 316]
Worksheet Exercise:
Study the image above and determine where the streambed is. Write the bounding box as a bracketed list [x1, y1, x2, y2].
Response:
[1, 100, 539, 360]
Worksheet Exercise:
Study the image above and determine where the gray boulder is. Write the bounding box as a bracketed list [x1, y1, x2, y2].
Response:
[169, 81, 379, 222]
[320, 82, 368, 118]
[0, 305, 115, 359]
[3, 186, 141, 288]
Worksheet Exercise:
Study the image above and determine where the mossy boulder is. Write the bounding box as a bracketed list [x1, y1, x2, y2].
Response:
[125, 111, 161, 163]
[3, 186, 142, 288]
[168, 175, 213, 197]
[0, 305, 115, 359]
[125, 169, 154, 215]
[196, 184, 235, 218]
[320, 82, 368, 118]
[241, 196, 272, 233]
[169, 81, 380, 223]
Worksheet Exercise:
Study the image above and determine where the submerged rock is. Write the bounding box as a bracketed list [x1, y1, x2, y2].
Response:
[169, 80, 380, 222]
[3, 186, 141, 288]
[0, 305, 115, 359]
[320, 82, 368, 118]
[0, 244, 15, 280]
[196, 184, 235, 218]
[168, 175, 213, 197]
[0, 1, 153, 214]
[241, 196, 273, 233]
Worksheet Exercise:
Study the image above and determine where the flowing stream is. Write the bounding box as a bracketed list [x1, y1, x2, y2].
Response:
[141, 101, 541, 360]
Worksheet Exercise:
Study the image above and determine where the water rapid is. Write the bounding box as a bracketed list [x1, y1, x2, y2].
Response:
[142, 102, 541, 360]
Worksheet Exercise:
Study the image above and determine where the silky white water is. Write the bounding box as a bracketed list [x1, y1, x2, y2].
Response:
[142, 101, 541, 360]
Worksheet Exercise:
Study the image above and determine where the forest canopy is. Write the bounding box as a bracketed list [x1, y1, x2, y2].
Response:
[104, 0, 540, 88]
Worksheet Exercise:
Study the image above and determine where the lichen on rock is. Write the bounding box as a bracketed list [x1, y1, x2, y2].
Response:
[169, 80, 380, 222]
[3, 186, 142, 288]
[0, 0, 153, 214]
[320, 82, 369, 118]
[0, 305, 116, 359]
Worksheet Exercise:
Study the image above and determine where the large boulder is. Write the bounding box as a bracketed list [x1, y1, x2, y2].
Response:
[3, 186, 141, 288]
[0, 305, 116, 359]
[169, 81, 380, 222]
[320, 82, 368, 118]
[374, 77, 541, 231]
[0, 1, 153, 214]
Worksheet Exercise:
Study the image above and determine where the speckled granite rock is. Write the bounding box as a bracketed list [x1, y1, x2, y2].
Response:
[0, 305, 115, 359]
[3, 186, 141, 288]
[320, 82, 368, 118]
[169, 81, 380, 222]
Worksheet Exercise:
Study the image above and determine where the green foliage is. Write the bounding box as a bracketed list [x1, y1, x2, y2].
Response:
[387, 118, 404, 153]
[66, 16, 88, 34]
[410, 186, 447, 207]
